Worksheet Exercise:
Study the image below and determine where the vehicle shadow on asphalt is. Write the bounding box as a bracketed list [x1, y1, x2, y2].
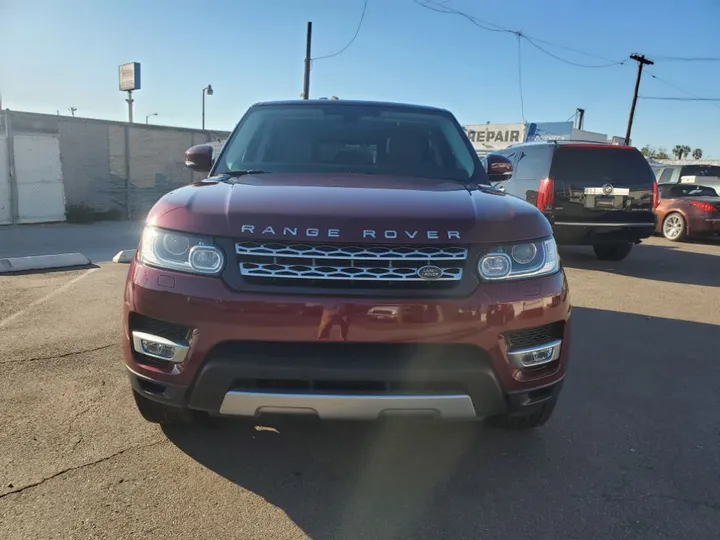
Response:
[162, 306, 720, 539]
[560, 242, 720, 287]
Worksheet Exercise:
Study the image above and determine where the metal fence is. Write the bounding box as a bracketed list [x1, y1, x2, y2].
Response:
[0, 110, 229, 223]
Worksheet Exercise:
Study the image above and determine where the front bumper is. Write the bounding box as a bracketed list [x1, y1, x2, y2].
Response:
[123, 261, 571, 421]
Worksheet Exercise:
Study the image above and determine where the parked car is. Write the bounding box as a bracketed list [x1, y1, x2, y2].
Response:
[123, 99, 572, 430]
[486, 141, 658, 261]
[655, 183, 720, 241]
[655, 164, 720, 195]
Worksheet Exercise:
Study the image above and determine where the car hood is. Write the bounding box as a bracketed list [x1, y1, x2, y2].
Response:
[147, 173, 552, 244]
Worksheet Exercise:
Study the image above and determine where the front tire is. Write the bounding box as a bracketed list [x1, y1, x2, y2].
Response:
[487, 396, 558, 430]
[662, 212, 687, 242]
[593, 241, 633, 261]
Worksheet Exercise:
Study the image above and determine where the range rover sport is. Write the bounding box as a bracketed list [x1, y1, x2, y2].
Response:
[122, 99, 572, 430]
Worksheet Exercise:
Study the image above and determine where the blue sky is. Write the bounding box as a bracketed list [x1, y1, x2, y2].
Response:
[2, 0, 719, 155]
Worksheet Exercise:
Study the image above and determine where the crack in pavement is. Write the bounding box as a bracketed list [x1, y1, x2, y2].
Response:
[0, 439, 167, 500]
[1, 344, 116, 365]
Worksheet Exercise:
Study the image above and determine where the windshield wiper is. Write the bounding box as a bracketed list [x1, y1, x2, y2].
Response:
[220, 170, 271, 177]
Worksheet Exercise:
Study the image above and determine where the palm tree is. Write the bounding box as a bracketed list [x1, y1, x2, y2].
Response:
[682, 145, 691, 159]
[692, 148, 703, 160]
[672, 145, 684, 159]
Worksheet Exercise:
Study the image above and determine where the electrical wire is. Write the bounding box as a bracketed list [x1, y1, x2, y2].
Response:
[516, 34, 526, 122]
[651, 56, 720, 62]
[522, 35, 626, 68]
[646, 71, 720, 111]
[412, 0, 508, 33]
[639, 96, 720, 101]
[413, 0, 626, 68]
[312, 0, 368, 61]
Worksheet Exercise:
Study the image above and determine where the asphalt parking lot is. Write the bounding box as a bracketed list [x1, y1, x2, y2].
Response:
[1, 236, 719, 540]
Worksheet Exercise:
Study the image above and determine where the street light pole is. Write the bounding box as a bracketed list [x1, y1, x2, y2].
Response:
[145, 113, 158, 125]
[202, 85, 213, 130]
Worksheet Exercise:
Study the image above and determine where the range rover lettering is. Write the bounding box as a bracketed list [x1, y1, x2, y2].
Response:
[123, 99, 572, 430]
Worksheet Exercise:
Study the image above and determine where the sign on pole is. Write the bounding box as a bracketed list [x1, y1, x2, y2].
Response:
[118, 62, 141, 92]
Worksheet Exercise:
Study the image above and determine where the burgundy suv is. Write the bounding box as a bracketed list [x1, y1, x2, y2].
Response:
[122, 100, 571, 429]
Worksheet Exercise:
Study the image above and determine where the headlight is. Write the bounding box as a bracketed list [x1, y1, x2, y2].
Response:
[139, 227, 225, 275]
[477, 237, 559, 281]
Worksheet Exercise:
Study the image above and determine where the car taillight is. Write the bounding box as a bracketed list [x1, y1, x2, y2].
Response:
[652, 182, 658, 209]
[690, 201, 715, 212]
[536, 178, 554, 211]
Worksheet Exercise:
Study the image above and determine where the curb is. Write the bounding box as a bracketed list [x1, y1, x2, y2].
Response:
[0, 253, 92, 274]
[112, 250, 136, 264]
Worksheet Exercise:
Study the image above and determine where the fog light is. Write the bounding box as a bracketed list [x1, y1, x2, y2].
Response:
[141, 339, 176, 359]
[518, 346, 555, 366]
[506, 338, 562, 369]
[131, 331, 190, 364]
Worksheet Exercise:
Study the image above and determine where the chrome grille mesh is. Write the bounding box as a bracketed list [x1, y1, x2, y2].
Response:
[235, 242, 468, 286]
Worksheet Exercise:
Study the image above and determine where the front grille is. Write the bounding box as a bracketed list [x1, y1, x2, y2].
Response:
[503, 322, 564, 351]
[235, 242, 468, 290]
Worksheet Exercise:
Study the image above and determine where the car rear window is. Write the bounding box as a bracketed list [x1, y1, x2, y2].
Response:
[549, 146, 655, 186]
[667, 185, 718, 198]
[679, 165, 720, 177]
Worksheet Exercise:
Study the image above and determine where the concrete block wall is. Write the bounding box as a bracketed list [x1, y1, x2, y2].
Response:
[0, 110, 229, 223]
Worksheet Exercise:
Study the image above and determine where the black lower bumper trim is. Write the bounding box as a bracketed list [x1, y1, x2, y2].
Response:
[126, 343, 564, 420]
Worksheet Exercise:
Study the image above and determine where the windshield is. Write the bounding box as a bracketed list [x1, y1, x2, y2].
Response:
[214, 103, 482, 183]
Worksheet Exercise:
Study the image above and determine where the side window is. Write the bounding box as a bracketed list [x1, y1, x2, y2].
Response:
[658, 168, 674, 184]
[509, 146, 549, 203]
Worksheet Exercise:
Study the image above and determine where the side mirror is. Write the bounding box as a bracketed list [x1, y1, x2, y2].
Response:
[486, 153, 513, 182]
[185, 144, 213, 173]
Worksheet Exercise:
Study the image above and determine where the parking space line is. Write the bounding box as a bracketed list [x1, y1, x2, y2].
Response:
[0, 268, 98, 329]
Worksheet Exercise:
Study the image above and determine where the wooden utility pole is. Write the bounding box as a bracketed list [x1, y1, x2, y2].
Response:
[302, 22, 312, 99]
[625, 53, 654, 145]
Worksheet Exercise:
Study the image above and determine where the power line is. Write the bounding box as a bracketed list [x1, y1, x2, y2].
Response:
[312, 0, 368, 61]
[516, 34, 526, 122]
[651, 56, 720, 62]
[412, 0, 508, 33]
[412, 0, 626, 68]
[639, 96, 720, 101]
[522, 35, 625, 68]
[646, 70, 720, 111]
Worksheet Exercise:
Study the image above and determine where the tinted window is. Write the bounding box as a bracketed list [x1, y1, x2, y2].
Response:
[215, 104, 484, 183]
[679, 165, 720, 178]
[667, 185, 718, 198]
[658, 168, 674, 184]
[549, 147, 655, 186]
[514, 146, 551, 183]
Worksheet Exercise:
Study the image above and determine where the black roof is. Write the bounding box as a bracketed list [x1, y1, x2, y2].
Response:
[250, 99, 451, 115]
